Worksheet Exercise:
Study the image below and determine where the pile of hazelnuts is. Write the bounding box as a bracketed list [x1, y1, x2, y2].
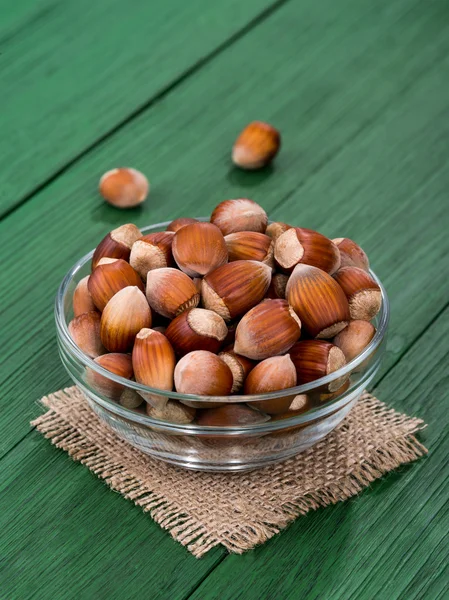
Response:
[69, 198, 381, 427]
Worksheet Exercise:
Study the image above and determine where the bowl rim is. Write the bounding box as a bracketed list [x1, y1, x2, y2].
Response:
[55, 218, 389, 407]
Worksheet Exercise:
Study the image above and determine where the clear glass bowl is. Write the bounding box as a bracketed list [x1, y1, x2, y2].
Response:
[55, 219, 389, 471]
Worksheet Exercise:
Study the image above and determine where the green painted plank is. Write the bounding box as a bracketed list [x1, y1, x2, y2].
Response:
[0, 0, 425, 217]
[0, 432, 226, 599]
[1, 2, 448, 592]
[187, 307, 449, 600]
[1, 0, 449, 458]
[0, 297, 446, 600]
[0, 0, 57, 41]
[0, 0, 282, 214]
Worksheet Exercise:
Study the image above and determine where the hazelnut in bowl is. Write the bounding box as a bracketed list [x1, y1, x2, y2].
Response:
[55, 202, 389, 471]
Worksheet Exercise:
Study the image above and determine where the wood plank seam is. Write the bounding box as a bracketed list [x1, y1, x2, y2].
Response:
[0, 0, 290, 223]
[0, 301, 442, 600]
[344, 449, 449, 599]
[2, 0, 420, 221]
[0, 1, 446, 593]
[398, 538, 449, 600]
[0, 3, 59, 46]
[182, 312, 449, 598]
[179, 304, 448, 590]
[0, 0, 443, 353]
[1, 0, 430, 226]
[0, 14, 444, 460]
[1, 55, 448, 458]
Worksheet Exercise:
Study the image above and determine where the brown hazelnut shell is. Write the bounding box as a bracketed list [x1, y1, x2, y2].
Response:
[286, 264, 350, 338]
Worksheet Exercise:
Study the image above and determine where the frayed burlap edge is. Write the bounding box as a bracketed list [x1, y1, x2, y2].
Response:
[31, 388, 427, 558]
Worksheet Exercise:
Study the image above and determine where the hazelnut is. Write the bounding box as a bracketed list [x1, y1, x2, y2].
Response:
[92, 223, 141, 269]
[333, 238, 369, 271]
[129, 231, 175, 280]
[166, 217, 199, 232]
[202, 260, 272, 321]
[286, 264, 350, 338]
[218, 350, 256, 393]
[232, 121, 281, 169]
[119, 389, 144, 409]
[319, 379, 351, 403]
[165, 308, 228, 356]
[210, 199, 268, 235]
[87, 353, 133, 399]
[132, 328, 176, 407]
[99, 168, 149, 208]
[172, 222, 228, 277]
[73, 276, 97, 317]
[289, 394, 310, 412]
[333, 267, 381, 321]
[234, 299, 301, 360]
[224, 231, 274, 268]
[68, 311, 105, 358]
[145, 400, 196, 424]
[244, 355, 297, 414]
[266, 222, 292, 241]
[174, 350, 233, 396]
[275, 227, 340, 274]
[88, 258, 144, 311]
[146, 268, 200, 319]
[289, 340, 348, 392]
[100, 287, 152, 352]
[333, 320, 376, 362]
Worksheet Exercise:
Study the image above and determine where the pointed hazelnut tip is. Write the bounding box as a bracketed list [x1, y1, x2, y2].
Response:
[123, 285, 144, 297]
[249, 260, 273, 284]
[96, 257, 119, 266]
[334, 320, 376, 362]
[281, 353, 295, 369]
[288, 306, 301, 329]
[136, 328, 156, 340]
[233, 339, 243, 355]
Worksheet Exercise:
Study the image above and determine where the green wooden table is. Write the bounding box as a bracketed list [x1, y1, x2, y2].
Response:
[1, 0, 448, 597]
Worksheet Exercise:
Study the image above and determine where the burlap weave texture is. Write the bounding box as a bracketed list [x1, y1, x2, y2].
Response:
[32, 386, 427, 557]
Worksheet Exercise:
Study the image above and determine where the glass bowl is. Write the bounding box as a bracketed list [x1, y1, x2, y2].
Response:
[55, 219, 389, 472]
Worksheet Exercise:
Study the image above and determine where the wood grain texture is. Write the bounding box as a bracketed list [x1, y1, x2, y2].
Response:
[1, 0, 448, 596]
[0, 0, 282, 214]
[0, 307, 446, 600]
[0, 434, 226, 599]
[187, 307, 449, 600]
[0, 0, 426, 217]
[1, 0, 448, 458]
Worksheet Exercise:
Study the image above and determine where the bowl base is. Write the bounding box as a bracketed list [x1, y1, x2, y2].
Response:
[89, 393, 359, 472]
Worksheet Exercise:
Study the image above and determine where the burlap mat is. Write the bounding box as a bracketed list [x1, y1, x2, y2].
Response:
[32, 386, 427, 557]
